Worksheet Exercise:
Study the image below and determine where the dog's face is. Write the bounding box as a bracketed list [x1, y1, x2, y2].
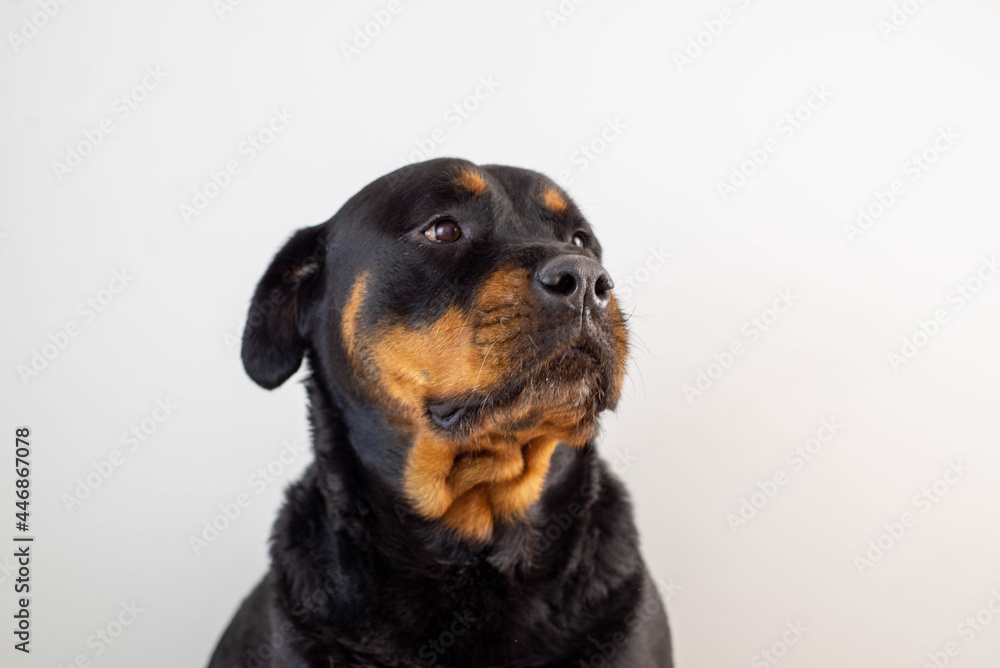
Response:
[242, 158, 628, 541]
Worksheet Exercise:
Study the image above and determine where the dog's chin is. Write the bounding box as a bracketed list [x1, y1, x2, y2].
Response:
[427, 343, 619, 444]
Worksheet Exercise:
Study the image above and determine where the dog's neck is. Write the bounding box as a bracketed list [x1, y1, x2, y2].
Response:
[297, 372, 606, 566]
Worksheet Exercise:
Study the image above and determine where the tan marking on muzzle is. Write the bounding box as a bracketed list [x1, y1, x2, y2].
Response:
[359, 265, 531, 410]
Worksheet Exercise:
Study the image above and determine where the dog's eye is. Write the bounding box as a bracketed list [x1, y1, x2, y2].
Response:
[424, 219, 462, 243]
[571, 232, 587, 248]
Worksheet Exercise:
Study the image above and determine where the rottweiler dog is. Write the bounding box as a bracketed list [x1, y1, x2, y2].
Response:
[208, 158, 673, 667]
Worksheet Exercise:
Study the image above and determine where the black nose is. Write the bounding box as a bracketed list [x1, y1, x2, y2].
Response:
[534, 254, 614, 312]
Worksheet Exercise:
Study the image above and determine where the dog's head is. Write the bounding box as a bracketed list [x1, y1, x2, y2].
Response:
[242, 158, 628, 541]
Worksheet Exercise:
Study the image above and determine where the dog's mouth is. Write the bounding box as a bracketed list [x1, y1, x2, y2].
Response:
[428, 402, 468, 429]
[537, 341, 604, 383]
[425, 338, 613, 436]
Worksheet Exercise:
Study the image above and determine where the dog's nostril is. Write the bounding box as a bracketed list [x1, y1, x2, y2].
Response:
[594, 275, 613, 299]
[546, 273, 578, 297]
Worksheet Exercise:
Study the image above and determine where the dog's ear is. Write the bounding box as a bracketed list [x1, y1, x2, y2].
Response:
[242, 224, 327, 389]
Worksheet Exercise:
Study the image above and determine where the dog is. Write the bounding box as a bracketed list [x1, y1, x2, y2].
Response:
[208, 158, 673, 667]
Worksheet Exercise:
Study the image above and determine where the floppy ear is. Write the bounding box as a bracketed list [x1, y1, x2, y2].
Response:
[242, 224, 327, 389]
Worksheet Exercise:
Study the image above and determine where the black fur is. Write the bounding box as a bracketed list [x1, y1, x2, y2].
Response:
[208, 158, 673, 667]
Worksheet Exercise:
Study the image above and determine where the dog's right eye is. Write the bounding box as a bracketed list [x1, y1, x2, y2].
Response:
[423, 219, 462, 243]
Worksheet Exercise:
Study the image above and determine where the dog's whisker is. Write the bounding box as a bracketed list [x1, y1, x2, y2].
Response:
[474, 339, 498, 390]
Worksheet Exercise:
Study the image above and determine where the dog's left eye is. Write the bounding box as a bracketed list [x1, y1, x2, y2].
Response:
[571, 232, 587, 248]
[423, 219, 462, 243]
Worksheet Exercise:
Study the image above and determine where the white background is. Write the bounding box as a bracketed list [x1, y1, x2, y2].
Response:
[3, 1, 1000, 666]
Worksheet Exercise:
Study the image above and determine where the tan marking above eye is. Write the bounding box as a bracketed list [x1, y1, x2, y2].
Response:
[454, 167, 487, 195]
[542, 186, 568, 215]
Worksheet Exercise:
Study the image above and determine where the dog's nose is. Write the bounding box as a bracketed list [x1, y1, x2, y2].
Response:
[534, 254, 614, 312]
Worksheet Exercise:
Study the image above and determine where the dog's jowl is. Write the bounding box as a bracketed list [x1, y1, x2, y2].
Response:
[208, 158, 673, 667]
